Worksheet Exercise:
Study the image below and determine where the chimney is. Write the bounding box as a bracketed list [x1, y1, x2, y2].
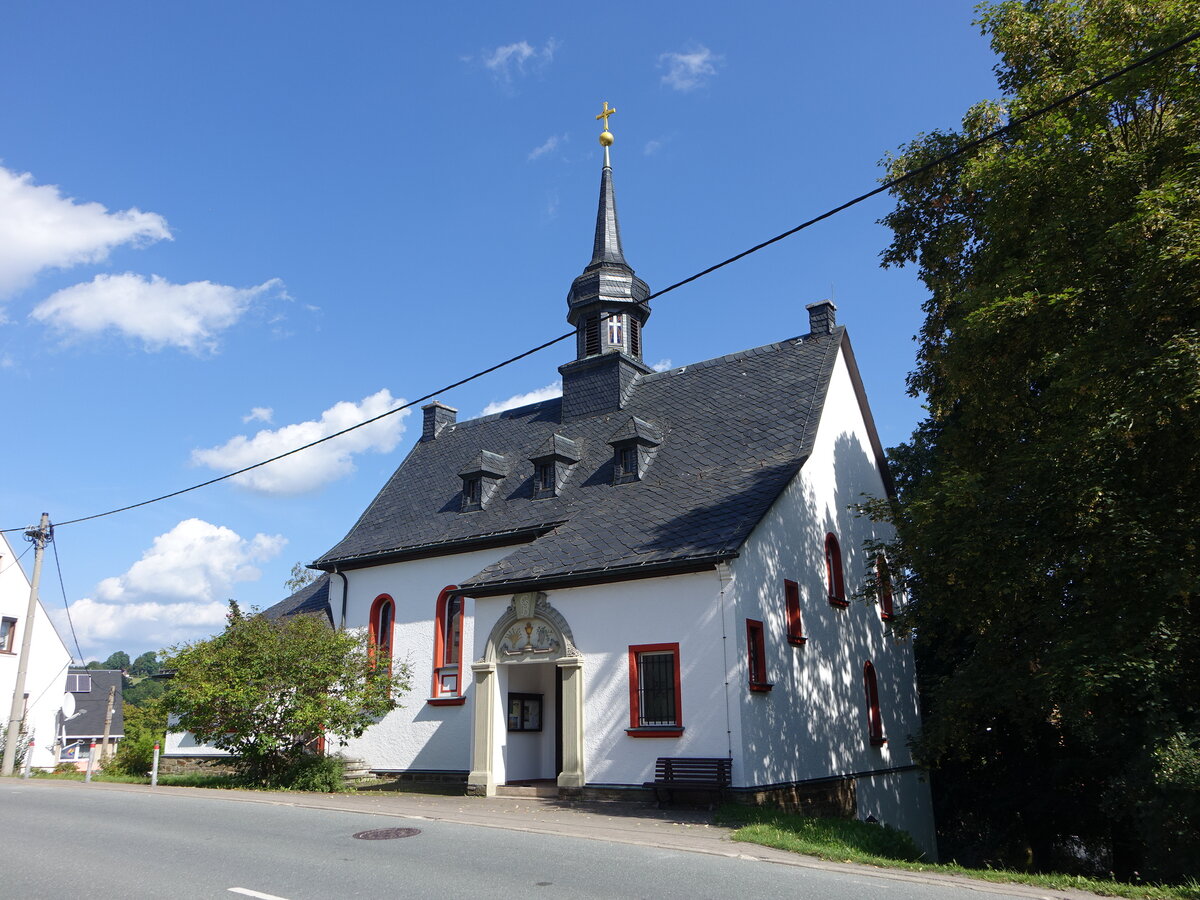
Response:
[421, 401, 457, 441]
[806, 300, 837, 336]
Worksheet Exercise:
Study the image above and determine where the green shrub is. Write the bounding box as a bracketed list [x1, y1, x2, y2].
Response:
[282, 755, 347, 792]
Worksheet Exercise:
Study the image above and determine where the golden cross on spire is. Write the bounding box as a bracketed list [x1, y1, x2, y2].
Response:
[596, 101, 617, 128]
[596, 101, 616, 149]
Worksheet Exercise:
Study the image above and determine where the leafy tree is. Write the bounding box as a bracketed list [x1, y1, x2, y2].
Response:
[162, 601, 408, 786]
[285, 562, 318, 593]
[105, 697, 167, 777]
[123, 677, 166, 706]
[130, 651, 159, 677]
[102, 650, 130, 671]
[874, 0, 1200, 880]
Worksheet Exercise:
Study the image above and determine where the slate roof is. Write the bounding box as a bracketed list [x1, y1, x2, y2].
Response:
[316, 327, 846, 594]
[262, 573, 334, 626]
[64, 669, 124, 739]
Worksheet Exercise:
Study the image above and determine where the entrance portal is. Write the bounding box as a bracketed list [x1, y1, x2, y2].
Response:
[466, 592, 583, 797]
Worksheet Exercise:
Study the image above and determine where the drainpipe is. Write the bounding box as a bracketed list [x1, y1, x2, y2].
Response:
[716, 562, 735, 764]
[334, 568, 349, 630]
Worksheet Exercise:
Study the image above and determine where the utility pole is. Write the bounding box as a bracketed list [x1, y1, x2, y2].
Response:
[100, 684, 116, 761]
[2, 514, 52, 777]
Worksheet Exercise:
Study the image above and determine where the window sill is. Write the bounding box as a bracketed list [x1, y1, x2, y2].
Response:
[828, 597, 849, 608]
[625, 726, 683, 738]
[426, 696, 467, 707]
[749, 682, 774, 693]
[870, 737, 888, 747]
[787, 636, 807, 646]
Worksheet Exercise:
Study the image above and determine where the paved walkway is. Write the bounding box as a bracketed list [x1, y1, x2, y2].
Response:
[21, 778, 1106, 900]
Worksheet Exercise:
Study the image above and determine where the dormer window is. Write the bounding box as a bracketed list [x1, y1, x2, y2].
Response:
[462, 477, 482, 510]
[608, 416, 663, 486]
[616, 445, 638, 482]
[459, 451, 508, 512]
[529, 433, 581, 500]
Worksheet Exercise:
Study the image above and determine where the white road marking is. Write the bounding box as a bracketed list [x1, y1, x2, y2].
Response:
[228, 889, 291, 900]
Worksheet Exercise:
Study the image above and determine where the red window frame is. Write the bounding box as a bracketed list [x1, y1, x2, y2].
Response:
[825, 533, 848, 607]
[746, 619, 772, 691]
[368, 594, 395, 675]
[784, 580, 805, 645]
[429, 585, 467, 706]
[877, 555, 894, 621]
[864, 661, 886, 746]
[626, 642, 683, 737]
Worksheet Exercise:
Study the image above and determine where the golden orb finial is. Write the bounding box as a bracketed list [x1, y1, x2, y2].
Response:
[595, 101, 616, 146]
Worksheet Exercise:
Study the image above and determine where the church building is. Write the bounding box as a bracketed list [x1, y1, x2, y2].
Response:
[301, 111, 935, 855]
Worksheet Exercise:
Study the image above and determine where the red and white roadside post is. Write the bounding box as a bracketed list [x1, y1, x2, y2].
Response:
[84, 741, 96, 782]
[151, 742, 160, 787]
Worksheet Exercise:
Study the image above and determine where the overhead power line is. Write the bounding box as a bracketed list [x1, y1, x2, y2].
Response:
[4, 26, 1197, 536]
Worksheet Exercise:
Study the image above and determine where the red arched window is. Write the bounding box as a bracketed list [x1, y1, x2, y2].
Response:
[877, 554, 894, 621]
[825, 533, 847, 607]
[863, 661, 885, 746]
[368, 594, 395, 674]
[430, 585, 465, 704]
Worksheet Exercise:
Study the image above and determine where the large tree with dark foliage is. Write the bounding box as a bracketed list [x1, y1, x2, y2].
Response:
[873, 0, 1199, 880]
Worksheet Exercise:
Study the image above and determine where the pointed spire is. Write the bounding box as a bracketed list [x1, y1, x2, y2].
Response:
[565, 102, 650, 351]
[589, 162, 628, 267]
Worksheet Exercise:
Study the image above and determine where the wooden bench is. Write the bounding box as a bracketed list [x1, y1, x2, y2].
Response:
[645, 757, 732, 808]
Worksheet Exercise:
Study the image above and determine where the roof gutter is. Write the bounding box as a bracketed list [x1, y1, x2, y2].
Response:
[454, 552, 737, 598]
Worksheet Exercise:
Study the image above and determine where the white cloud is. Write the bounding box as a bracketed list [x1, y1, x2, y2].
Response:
[31, 273, 283, 353]
[651, 358, 673, 372]
[482, 38, 557, 82]
[192, 389, 411, 495]
[58, 518, 286, 650]
[528, 134, 566, 161]
[644, 139, 665, 156]
[481, 380, 562, 416]
[659, 45, 721, 92]
[0, 165, 171, 297]
[243, 406, 274, 424]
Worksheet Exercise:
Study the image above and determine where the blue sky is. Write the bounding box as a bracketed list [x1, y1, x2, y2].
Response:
[0, 1, 997, 661]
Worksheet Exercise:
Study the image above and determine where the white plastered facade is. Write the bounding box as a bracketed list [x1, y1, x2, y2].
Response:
[0, 530, 73, 770]
[330, 344, 935, 858]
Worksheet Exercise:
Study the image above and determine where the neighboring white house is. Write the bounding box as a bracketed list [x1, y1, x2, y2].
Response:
[0, 527, 73, 770]
[290, 135, 937, 856]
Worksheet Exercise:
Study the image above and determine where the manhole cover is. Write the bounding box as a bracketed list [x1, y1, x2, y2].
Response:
[353, 827, 421, 840]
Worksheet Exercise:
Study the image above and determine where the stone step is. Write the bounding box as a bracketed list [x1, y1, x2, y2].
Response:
[496, 783, 559, 799]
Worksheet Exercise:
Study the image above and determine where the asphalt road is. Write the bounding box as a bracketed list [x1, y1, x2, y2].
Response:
[2, 780, 1062, 900]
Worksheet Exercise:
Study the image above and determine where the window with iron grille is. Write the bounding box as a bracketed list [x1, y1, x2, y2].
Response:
[627, 643, 682, 734]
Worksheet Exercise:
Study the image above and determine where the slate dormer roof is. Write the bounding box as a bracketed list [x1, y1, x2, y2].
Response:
[262, 573, 333, 626]
[316, 326, 869, 595]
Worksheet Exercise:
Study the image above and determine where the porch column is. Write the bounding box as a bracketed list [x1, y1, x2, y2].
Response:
[466, 661, 497, 796]
[556, 656, 585, 790]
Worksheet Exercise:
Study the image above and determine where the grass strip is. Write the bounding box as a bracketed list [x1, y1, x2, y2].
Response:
[715, 805, 1200, 900]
